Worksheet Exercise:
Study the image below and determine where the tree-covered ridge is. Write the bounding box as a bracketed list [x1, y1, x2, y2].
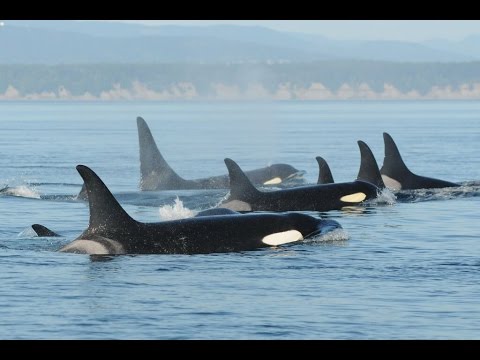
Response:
[1, 61, 480, 99]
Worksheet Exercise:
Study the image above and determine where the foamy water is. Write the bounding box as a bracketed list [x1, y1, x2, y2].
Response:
[396, 184, 480, 203]
[17, 227, 39, 238]
[306, 228, 350, 243]
[158, 197, 197, 220]
[1, 185, 41, 199]
[370, 188, 397, 205]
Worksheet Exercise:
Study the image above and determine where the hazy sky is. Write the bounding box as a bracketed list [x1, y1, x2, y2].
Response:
[106, 20, 480, 42]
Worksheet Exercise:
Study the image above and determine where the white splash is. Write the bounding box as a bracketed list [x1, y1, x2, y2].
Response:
[17, 227, 38, 238]
[306, 228, 350, 243]
[3, 185, 41, 199]
[370, 188, 397, 205]
[158, 197, 196, 221]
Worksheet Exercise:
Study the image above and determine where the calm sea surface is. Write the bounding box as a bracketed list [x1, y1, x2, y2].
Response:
[1, 100, 479, 339]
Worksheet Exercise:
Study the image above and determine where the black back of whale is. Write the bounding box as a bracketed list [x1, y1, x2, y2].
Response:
[60, 165, 340, 254]
[316, 156, 334, 184]
[137, 117, 301, 190]
[380, 132, 459, 190]
[32, 209, 240, 238]
[31, 224, 61, 237]
[224, 158, 379, 212]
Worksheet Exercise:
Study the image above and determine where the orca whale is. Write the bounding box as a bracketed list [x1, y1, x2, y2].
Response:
[316, 157, 334, 184]
[59, 165, 341, 255]
[221, 158, 379, 212]
[137, 117, 303, 191]
[31, 224, 61, 237]
[380, 132, 459, 190]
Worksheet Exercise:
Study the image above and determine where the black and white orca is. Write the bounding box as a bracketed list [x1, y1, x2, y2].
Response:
[137, 117, 303, 191]
[221, 158, 379, 212]
[59, 165, 341, 255]
[380, 132, 459, 190]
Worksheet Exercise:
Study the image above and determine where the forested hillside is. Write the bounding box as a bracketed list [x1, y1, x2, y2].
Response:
[1, 61, 480, 100]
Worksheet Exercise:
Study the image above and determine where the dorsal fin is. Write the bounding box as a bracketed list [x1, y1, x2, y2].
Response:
[137, 116, 186, 190]
[31, 224, 61, 237]
[76, 165, 136, 234]
[316, 156, 334, 184]
[224, 158, 261, 201]
[380, 132, 412, 179]
[357, 141, 385, 189]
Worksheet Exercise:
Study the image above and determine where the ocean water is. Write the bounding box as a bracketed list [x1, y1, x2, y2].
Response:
[0, 100, 479, 339]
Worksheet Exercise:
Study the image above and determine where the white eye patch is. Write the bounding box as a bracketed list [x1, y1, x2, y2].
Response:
[263, 177, 282, 185]
[262, 230, 303, 246]
[340, 192, 367, 203]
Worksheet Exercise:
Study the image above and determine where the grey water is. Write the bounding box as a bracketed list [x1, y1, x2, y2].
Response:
[1, 100, 479, 339]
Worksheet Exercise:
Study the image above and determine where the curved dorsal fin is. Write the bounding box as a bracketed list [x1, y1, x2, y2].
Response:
[380, 132, 412, 180]
[137, 116, 186, 190]
[76, 165, 135, 234]
[357, 141, 385, 189]
[31, 224, 61, 237]
[224, 158, 261, 201]
[316, 156, 334, 184]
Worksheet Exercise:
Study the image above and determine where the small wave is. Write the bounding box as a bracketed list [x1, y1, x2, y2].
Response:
[158, 197, 197, 221]
[27, 182, 81, 187]
[17, 227, 38, 238]
[306, 228, 350, 243]
[396, 184, 480, 203]
[1, 185, 41, 199]
[460, 180, 480, 186]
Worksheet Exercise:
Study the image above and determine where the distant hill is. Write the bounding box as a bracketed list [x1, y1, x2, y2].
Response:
[2, 61, 480, 100]
[0, 20, 475, 64]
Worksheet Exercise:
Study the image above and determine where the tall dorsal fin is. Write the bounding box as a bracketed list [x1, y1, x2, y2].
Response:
[316, 156, 334, 184]
[357, 141, 385, 189]
[76, 165, 136, 234]
[137, 116, 186, 190]
[380, 132, 412, 179]
[224, 158, 261, 201]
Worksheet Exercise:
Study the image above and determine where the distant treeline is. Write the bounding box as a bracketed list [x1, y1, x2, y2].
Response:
[2, 61, 480, 96]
